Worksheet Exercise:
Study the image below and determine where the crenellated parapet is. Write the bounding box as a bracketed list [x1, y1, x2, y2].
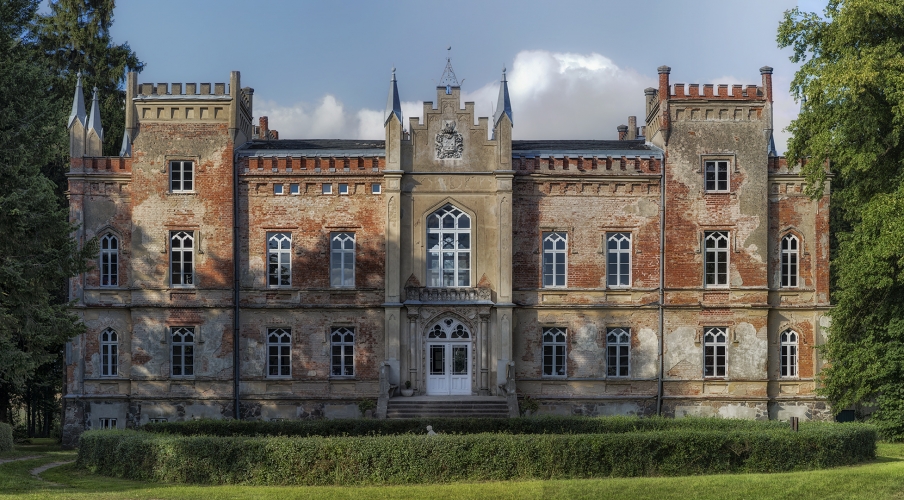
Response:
[512, 155, 660, 174]
[241, 154, 385, 174]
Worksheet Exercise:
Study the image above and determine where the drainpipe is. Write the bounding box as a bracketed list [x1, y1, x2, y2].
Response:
[657, 150, 666, 416]
[232, 145, 246, 420]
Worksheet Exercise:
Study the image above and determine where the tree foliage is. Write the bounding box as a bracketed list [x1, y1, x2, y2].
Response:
[779, 0, 904, 440]
[35, 0, 143, 159]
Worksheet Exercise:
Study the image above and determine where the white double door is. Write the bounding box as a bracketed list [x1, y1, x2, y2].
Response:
[426, 342, 471, 395]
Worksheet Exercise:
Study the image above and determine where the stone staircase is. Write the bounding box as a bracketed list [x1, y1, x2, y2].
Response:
[386, 396, 511, 419]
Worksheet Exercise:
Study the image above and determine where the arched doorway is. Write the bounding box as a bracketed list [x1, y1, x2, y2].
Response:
[425, 317, 472, 395]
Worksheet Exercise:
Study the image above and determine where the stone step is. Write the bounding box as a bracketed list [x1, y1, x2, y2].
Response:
[386, 398, 511, 419]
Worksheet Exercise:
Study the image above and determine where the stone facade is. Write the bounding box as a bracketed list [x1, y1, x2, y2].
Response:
[62, 62, 831, 446]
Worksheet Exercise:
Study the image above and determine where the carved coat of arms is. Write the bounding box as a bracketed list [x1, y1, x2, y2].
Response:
[435, 120, 463, 159]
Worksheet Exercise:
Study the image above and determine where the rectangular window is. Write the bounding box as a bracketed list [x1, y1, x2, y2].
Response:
[704, 160, 729, 192]
[542, 327, 567, 377]
[98, 418, 117, 429]
[322, 184, 332, 195]
[330, 232, 355, 288]
[171, 327, 195, 377]
[704, 231, 729, 287]
[542, 232, 567, 287]
[427, 205, 471, 287]
[606, 328, 630, 377]
[338, 183, 349, 195]
[267, 328, 291, 377]
[703, 327, 727, 378]
[371, 183, 381, 194]
[780, 330, 799, 378]
[330, 327, 355, 377]
[290, 183, 300, 195]
[606, 232, 631, 288]
[100, 328, 118, 377]
[781, 235, 799, 288]
[274, 184, 284, 195]
[100, 234, 118, 286]
[170, 231, 194, 287]
[148, 418, 168, 423]
[267, 232, 291, 287]
[170, 160, 194, 192]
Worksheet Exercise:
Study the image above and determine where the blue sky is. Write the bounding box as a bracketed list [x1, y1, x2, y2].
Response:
[104, 0, 829, 152]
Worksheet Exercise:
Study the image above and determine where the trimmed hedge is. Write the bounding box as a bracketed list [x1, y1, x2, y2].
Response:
[0, 423, 12, 452]
[78, 423, 876, 485]
[142, 415, 793, 438]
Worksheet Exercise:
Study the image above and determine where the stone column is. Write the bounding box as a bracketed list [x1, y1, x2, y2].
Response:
[479, 309, 491, 395]
[383, 170, 403, 384]
[407, 309, 419, 392]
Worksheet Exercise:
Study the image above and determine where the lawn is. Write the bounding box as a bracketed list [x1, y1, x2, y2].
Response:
[2, 441, 903, 500]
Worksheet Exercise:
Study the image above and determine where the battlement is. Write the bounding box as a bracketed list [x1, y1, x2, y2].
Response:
[241, 155, 385, 174]
[137, 82, 231, 98]
[68, 156, 132, 174]
[669, 83, 764, 100]
[512, 155, 660, 174]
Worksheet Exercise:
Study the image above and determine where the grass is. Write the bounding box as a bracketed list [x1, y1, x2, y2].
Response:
[2, 442, 903, 499]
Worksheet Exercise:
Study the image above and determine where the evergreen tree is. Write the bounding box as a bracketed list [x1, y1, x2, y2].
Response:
[35, 0, 143, 160]
[779, 0, 904, 440]
[0, 0, 94, 424]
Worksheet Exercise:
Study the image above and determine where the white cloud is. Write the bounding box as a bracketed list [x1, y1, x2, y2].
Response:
[254, 50, 798, 153]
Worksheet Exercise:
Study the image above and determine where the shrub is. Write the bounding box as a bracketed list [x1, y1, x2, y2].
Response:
[141, 415, 793, 438]
[78, 423, 877, 485]
[0, 423, 12, 452]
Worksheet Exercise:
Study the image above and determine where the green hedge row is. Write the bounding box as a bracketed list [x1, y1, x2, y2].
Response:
[142, 415, 792, 437]
[78, 424, 876, 485]
[0, 423, 12, 452]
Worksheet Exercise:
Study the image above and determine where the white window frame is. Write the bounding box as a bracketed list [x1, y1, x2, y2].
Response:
[703, 327, 728, 378]
[171, 326, 195, 377]
[274, 184, 284, 195]
[606, 328, 630, 378]
[267, 328, 292, 378]
[267, 232, 292, 287]
[100, 328, 118, 377]
[330, 232, 355, 288]
[780, 329, 799, 378]
[148, 418, 168, 423]
[371, 183, 381, 194]
[338, 183, 349, 195]
[170, 231, 195, 287]
[704, 160, 729, 192]
[169, 160, 194, 193]
[542, 327, 567, 377]
[542, 232, 567, 288]
[330, 327, 355, 377]
[100, 234, 118, 287]
[781, 234, 799, 288]
[606, 232, 632, 288]
[704, 231, 729, 288]
[426, 204, 471, 287]
[322, 183, 332, 195]
[98, 418, 117, 429]
[289, 183, 300, 195]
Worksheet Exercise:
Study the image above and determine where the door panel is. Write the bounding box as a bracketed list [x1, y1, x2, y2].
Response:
[450, 345, 470, 395]
[426, 343, 471, 395]
[426, 344, 448, 395]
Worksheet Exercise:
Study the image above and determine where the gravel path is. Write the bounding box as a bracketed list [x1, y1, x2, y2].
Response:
[29, 460, 74, 486]
[0, 455, 40, 465]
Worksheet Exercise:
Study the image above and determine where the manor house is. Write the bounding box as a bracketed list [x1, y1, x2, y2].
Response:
[62, 59, 831, 445]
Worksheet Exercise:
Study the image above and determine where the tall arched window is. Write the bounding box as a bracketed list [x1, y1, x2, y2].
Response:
[100, 328, 118, 377]
[100, 234, 118, 286]
[427, 204, 471, 287]
[780, 329, 798, 378]
[781, 234, 799, 288]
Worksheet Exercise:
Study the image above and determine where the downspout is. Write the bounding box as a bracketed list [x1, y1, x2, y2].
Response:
[657, 150, 666, 416]
[232, 145, 245, 420]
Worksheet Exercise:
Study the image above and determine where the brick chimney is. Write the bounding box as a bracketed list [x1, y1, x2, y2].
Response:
[259, 116, 269, 140]
[617, 125, 628, 140]
[270, 130, 279, 140]
[627, 116, 637, 140]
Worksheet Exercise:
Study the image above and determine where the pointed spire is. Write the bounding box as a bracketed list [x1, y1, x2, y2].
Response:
[119, 130, 131, 157]
[439, 46, 460, 90]
[87, 86, 103, 143]
[767, 132, 777, 157]
[68, 71, 86, 129]
[384, 67, 402, 126]
[493, 66, 512, 127]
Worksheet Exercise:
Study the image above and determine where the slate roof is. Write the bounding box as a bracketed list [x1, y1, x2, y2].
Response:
[239, 139, 385, 157]
[512, 140, 652, 152]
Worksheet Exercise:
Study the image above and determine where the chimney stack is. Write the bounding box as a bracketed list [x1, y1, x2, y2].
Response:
[617, 125, 628, 141]
[627, 116, 637, 140]
[259, 116, 269, 140]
